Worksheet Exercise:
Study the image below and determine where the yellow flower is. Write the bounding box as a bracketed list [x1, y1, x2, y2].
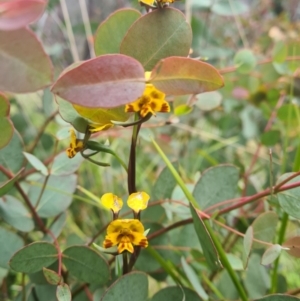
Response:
[66, 129, 84, 158]
[127, 192, 150, 213]
[101, 193, 123, 214]
[125, 72, 170, 118]
[103, 219, 148, 253]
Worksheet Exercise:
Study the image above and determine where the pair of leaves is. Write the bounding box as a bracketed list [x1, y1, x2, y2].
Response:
[52, 8, 223, 109]
[10, 243, 110, 285]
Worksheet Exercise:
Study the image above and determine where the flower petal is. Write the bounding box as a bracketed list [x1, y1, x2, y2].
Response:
[101, 193, 123, 213]
[66, 129, 84, 158]
[127, 192, 150, 213]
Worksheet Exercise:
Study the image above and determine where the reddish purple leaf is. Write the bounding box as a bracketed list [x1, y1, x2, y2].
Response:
[51, 54, 145, 108]
[0, 27, 53, 93]
[283, 236, 300, 258]
[150, 57, 224, 95]
[0, 0, 47, 31]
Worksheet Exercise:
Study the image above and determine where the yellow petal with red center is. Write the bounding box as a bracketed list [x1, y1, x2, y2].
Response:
[127, 192, 150, 213]
[101, 193, 123, 213]
[118, 236, 134, 253]
[66, 129, 84, 158]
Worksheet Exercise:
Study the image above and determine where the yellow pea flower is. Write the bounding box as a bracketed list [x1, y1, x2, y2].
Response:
[101, 193, 123, 214]
[127, 192, 150, 213]
[66, 129, 84, 158]
[103, 219, 148, 253]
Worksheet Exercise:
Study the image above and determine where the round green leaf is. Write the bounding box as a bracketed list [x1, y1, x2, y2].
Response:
[151, 286, 202, 301]
[10, 242, 58, 274]
[51, 54, 145, 108]
[50, 152, 84, 176]
[0, 28, 53, 93]
[94, 9, 141, 56]
[174, 104, 193, 116]
[151, 57, 224, 95]
[260, 130, 281, 146]
[0, 131, 24, 173]
[0, 227, 23, 269]
[43, 267, 62, 285]
[195, 91, 222, 111]
[28, 175, 77, 218]
[63, 246, 110, 285]
[234, 49, 257, 74]
[56, 283, 71, 301]
[261, 245, 282, 266]
[277, 173, 300, 219]
[101, 272, 148, 301]
[0, 195, 34, 232]
[120, 8, 192, 71]
[211, 0, 249, 16]
[252, 212, 278, 248]
[193, 165, 239, 209]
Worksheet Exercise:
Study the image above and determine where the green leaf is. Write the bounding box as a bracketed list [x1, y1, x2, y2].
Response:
[51, 55, 145, 108]
[252, 212, 278, 248]
[0, 92, 13, 149]
[0, 28, 53, 93]
[244, 254, 270, 299]
[23, 152, 48, 176]
[277, 104, 300, 126]
[0, 227, 23, 269]
[0, 167, 23, 197]
[195, 91, 222, 111]
[174, 104, 193, 116]
[277, 173, 300, 219]
[193, 165, 239, 209]
[10, 242, 58, 273]
[0, 131, 24, 173]
[101, 272, 148, 301]
[43, 267, 62, 285]
[226, 253, 243, 271]
[56, 283, 71, 301]
[181, 257, 209, 300]
[272, 41, 288, 63]
[50, 152, 84, 176]
[261, 245, 282, 266]
[211, 0, 249, 16]
[260, 130, 281, 146]
[63, 246, 110, 284]
[151, 57, 224, 95]
[120, 8, 192, 70]
[28, 175, 77, 218]
[0, 195, 34, 232]
[243, 226, 253, 269]
[94, 9, 141, 56]
[56, 97, 90, 133]
[190, 204, 221, 270]
[234, 49, 257, 74]
[255, 295, 300, 301]
[151, 286, 202, 301]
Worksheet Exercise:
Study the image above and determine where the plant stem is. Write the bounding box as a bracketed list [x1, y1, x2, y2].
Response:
[123, 252, 129, 275]
[128, 115, 141, 194]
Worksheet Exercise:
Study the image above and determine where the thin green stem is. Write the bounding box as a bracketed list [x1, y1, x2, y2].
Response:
[122, 252, 129, 275]
[270, 212, 289, 293]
